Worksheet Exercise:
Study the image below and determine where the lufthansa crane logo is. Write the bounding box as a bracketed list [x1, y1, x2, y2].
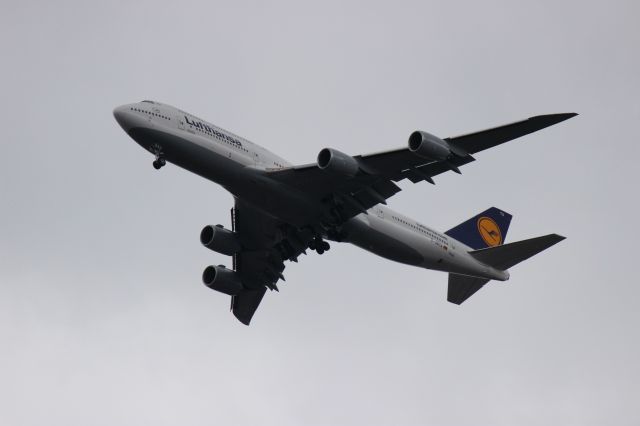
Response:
[477, 217, 502, 247]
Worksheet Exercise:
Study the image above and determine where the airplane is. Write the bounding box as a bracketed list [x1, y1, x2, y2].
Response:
[113, 100, 576, 325]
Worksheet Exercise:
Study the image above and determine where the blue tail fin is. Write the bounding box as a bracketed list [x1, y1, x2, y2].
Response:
[445, 207, 512, 250]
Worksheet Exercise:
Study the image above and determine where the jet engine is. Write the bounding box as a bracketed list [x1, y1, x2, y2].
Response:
[202, 265, 243, 295]
[317, 148, 360, 177]
[200, 225, 241, 256]
[408, 131, 451, 161]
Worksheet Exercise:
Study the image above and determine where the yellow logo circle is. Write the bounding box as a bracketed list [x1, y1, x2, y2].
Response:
[477, 217, 502, 247]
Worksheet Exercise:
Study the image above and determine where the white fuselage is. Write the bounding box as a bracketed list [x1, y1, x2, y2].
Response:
[113, 101, 509, 281]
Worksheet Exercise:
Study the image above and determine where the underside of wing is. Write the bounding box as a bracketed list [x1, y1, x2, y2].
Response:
[370, 113, 578, 184]
[226, 199, 316, 324]
[231, 287, 267, 325]
[445, 113, 578, 155]
[267, 113, 577, 224]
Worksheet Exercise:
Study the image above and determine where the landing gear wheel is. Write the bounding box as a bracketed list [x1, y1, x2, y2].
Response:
[152, 158, 166, 170]
[311, 237, 330, 254]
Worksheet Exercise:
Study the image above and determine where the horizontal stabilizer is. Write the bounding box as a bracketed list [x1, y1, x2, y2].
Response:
[448, 274, 490, 305]
[469, 234, 565, 270]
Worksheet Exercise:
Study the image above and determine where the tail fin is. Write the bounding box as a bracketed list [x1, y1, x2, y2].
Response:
[445, 207, 512, 249]
[468, 234, 565, 270]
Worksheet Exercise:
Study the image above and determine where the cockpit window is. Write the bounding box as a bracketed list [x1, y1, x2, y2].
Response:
[141, 100, 155, 104]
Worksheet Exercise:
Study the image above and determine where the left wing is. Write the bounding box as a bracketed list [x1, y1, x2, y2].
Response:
[268, 113, 577, 223]
[230, 198, 315, 325]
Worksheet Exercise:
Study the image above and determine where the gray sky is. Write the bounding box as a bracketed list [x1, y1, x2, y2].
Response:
[1, 0, 639, 424]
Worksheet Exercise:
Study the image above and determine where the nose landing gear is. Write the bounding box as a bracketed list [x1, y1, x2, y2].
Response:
[152, 157, 166, 170]
[150, 144, 165, 170]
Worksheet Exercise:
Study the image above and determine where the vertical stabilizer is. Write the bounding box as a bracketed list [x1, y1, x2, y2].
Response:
[445, 207, 512, 249]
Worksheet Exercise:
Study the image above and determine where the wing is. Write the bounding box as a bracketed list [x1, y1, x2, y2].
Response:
[230, 198, 315, 325]
[268, 113, 577, 222]
[231, 287, 267, 325]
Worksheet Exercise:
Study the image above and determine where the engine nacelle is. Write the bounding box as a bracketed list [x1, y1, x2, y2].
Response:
[200, 225, 241, 256]
[202, 265, 243, 295]
[408, 131, 451, 161]
[317, 148, 359, 177]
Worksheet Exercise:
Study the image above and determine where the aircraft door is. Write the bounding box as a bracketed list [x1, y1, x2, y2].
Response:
[149, 106, 161, 125]
[177, 114, 185, 130]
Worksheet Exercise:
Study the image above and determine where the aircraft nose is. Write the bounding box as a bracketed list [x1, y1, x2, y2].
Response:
[113, 104, 135, 132]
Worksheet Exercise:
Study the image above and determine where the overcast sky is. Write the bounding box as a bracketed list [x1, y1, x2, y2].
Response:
[1, 1, 639, 425]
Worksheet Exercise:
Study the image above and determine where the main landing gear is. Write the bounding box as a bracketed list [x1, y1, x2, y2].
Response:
[309, 237, 330, 255]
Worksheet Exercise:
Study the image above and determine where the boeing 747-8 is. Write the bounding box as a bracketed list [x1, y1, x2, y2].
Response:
[113, 101, 575, 324]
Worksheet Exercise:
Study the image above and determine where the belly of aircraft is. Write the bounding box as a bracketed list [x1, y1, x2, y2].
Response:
[341, 215, 425, 266]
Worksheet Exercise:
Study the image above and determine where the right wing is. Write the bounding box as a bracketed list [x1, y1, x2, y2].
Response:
[231, 287, 267, 326]
[230, 198, 315, 325]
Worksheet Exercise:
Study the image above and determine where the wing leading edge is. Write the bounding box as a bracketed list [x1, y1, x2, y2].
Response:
[358, 113, 578, 183]
[229, 198, 316, 325]
[267, 113, 577, 222]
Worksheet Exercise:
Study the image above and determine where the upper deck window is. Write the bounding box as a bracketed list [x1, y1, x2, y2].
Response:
[141, 100, 155, 104]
